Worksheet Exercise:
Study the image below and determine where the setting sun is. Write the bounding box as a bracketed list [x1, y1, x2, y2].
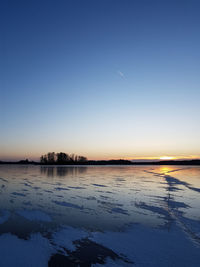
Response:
[160, 156, 175, 160]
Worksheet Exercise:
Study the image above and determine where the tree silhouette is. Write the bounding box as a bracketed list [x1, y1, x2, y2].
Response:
[40, 152, 88, 164]
[57, 152, 70, 163]
[47, 152, 56, 163]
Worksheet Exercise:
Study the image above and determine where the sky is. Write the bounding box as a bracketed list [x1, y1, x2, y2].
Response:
[0, 0, 200, 161]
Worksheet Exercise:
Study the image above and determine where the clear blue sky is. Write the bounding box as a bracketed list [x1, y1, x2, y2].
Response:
[1, 0, 200, 160]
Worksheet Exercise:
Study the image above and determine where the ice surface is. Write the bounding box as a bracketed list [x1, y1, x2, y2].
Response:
[93, 184, 108, 187]
[52, 200, 83, 209]
[0, 210, 10, 224]
[11, 192, 26, 197]
[54, 187, 70, 191]
[0, 165, 199, 266]
[17, 210, 52, 222]
[92, 258, 131, 267]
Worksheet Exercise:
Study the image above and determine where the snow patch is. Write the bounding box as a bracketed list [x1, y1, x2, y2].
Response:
[0, 233, 53, 267]
[90, 223, 200, 267]
[52, 226, 88, 252]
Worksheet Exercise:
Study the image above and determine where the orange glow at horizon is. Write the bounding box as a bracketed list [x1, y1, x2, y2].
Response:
[108, 155, 200, 161]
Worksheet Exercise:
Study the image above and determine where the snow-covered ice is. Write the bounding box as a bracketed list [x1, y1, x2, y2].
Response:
[0, 165, 199, 266]
[52, 226, 88, 252]
[0, 233, 53, 267]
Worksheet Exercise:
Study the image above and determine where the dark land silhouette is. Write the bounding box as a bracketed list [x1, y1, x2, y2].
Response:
[0, 152, 200, 166]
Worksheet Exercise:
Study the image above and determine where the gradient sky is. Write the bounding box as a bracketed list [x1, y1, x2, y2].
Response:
[1, 0, 200, 161]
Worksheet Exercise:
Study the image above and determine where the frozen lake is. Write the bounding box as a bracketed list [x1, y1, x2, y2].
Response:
[0, 165, 199, 266]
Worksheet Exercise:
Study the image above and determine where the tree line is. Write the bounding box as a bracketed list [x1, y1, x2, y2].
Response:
[40, 152, 88, 164]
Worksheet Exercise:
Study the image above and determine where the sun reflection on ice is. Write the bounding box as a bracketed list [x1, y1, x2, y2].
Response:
[160, 166, 171, 174]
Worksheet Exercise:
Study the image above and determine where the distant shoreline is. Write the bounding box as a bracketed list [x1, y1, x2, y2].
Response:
[0, 159, 200, 166]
